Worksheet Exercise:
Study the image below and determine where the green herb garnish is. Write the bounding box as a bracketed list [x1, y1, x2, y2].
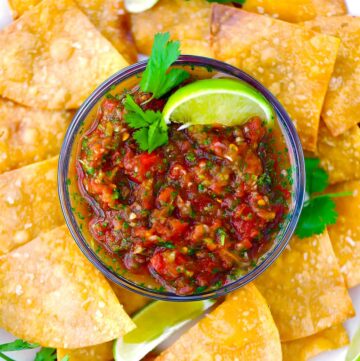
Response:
[140, 32, 190, 100]
[124, 94, 168, 152]
[34, 347, 69, 361]
[295, 158, 352, 239]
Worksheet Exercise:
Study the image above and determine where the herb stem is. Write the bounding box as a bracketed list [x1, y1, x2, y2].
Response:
[0, 352, 15, 361]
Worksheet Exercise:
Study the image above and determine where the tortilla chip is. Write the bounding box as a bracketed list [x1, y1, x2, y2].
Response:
[254, 230, 354, 341]
[0, 225, 135, 348]
[317, 121, 360, 184]
[0, 98, 73, 174]
[155, 283, 282, 361]
[0, 157, 64, 255]
[111, 283, 151, 316]
[131, 0, 212, 57]
[327, 181, 360, 288]
[243, 0, 347, 23]
[282, 324, 349, 361]
[303, 17, 360, 136]
[8, 0, 137, 63]
[211, 5, 340, 152]
[57, 342, 114, 361]
[0, 0, 128, 110]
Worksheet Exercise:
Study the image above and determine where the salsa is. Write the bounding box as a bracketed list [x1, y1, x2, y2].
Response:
[75, 86, 291, 295]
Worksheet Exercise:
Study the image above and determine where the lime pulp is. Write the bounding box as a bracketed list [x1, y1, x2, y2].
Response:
[124, 0, 159, 13]
[162, 78, 275, 128]
[113, 299, 215, 361]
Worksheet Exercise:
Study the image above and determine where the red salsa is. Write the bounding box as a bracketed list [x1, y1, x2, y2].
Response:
[75, 87, 291, 295]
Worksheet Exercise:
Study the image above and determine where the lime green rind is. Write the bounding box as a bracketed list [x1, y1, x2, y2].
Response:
[163, 78, 275, 128]
[113, 299, 215, 361]
[346, 326, 360, 361]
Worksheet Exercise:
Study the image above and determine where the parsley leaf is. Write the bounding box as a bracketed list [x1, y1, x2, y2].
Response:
[206, 0, 246, 4]
[0, 339, 38, 352]
[124, 94, 168, 152]
[140, 32, 190, 99]
[295, 158, 351, 239]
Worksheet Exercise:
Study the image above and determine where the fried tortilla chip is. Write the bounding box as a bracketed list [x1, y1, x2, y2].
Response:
[328, 181, 360, 288]
[0, 0, 128, 110]
[0, 225, 135, 348]
[155, 283, 281, 361]
[8, 0, 137, 63]
[57, 342, 114, 361]
[111, 283, 151, 316]
[282, 325, 349, 361]
[211, 5, 340, 152]
[304, 16, 360, 136]
[254, 230, 354, 341]
[317, 122, 360, 184]
[0, 157, 64, 255]
[0, 98, 73, 173]
[243, 0, 347, 23]
[131, 0, 212, 57]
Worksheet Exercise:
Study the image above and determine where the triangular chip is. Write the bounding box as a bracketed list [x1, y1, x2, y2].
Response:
[210, 5, 340, 151]
[282, 325, 349, 361]
[0, 0, 128, 109]
[254, 230, 354, 341]
[155, 284, 282, 361]
[243, 0, 347, 23]
[0, 157, 64, 255]
[131, 0, 212, 57]
[317, 121, 360, 184]
[328, 180, 360, 288]
[57, 342, 114, 361]
[8, 0, 137, 63]
[0, 97, 73, 173]
[0, 225, 135, 348]
[304, 16, 360, 136]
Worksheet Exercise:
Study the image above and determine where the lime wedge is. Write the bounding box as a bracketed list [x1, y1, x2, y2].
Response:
[163, 78, 275, 128]
[113, 299, 215, 361]
[124, 0, 159, 13]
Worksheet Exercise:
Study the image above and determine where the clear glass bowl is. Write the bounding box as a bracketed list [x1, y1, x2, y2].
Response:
[58, 55, 305, 301]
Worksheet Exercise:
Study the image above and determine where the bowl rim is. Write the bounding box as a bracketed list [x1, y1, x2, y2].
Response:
[58, 55, 305, 301]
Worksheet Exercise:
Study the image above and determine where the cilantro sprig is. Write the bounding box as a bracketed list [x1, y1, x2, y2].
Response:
[124, 32, 188, 152]
[124, 94, 168, 152]
[0, 340, 68, 361]
[295, 158, 351, 239]
[140, 32, 189, 100]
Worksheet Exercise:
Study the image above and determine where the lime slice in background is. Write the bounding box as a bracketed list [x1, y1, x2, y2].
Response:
[114, 299, 215, 361]
[124, 0, 159, 13]
[346, 326, 360, 361]
[163, 78, 275, 128]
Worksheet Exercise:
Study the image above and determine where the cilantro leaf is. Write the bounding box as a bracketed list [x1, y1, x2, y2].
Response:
[140, 32, 190, 99]
[295, 157, 351, 239]
[34, 347, 57, 361]
[206, 0, 246, 4]
[0, 339, 38, 352]
[295, 197, 337, 238]
[124, 94, 168, 152]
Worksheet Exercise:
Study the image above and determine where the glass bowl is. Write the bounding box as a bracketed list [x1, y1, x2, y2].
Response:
[58, 55, 305, 301]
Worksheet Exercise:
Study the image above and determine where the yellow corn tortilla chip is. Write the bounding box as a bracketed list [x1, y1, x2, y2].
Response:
[211, 5, 340, 152]
[0, 97, 73, 174]
[254, 230, 354, 341]
[243, 0, 347, 23]
[155, 283, 281, 361]
[0, 225, 135, 348]
[131, 0, 212, 57]
[317, 122, 360, 184]
[0, 157, 64, 255]
[111, 283, 151, 316]
[303, 16, 360, 136]
[8, 0, 137, 63]
[57, 342, 114, 361]
[0, 0, 128, 110]
[282, 324, 349, 361]
[328, 181, 360, 288]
